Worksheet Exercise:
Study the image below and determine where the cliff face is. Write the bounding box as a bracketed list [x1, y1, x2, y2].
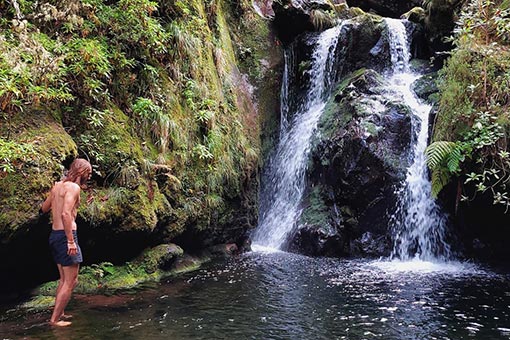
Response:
[0, 0, 282, 290]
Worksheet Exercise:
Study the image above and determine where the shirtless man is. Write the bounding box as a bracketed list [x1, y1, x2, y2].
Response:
[41, 158, 92, 327]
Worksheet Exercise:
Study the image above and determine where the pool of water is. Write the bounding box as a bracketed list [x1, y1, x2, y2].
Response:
[1, 250, 510, 339]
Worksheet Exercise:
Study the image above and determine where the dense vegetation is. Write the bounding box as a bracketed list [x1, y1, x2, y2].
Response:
[0, 0, 276, 244]
[426, 0, 510, 213]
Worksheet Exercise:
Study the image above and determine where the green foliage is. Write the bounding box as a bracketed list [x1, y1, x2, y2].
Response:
[426, 141, 465, 197]
[431, 0, 510, 212]
[0, 0, 265, 240]
[310, 9, 338, 31]
[0, 138, 36, 174]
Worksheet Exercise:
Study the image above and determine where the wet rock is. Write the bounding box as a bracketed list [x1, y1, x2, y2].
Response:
[294, 68, 415, 257]
[412, 72, 439, 104]
[137, 243, 184, 273]
[208, 243, 240, 257]
[171, 254, 205, 274]
[290, 222, 348, 257]
[289, 186, 349, 256]
[350, 231, 391, 257]
[401, 7, 426, 24]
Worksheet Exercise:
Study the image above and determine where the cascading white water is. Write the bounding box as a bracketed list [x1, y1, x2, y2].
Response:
[252, 25, 343, 250]
[279, 48, 293, 133]
[384, 18, 452, 261]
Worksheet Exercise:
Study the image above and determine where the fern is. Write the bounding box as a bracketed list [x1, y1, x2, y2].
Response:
[431, 168, 451, 198]
[426, 141, 465, 197]
[446, 143, 465, 173]
[425, 141, 457, 170]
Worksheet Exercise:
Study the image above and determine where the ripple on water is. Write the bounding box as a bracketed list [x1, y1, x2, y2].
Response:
[369, 259, 489, 276]
[1, 252, 510, 340]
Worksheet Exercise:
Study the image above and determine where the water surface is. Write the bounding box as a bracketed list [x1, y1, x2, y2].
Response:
[1, 251, 509, 339]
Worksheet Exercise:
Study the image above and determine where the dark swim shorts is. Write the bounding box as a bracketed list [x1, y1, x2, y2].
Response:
[49, 230, 83, 266]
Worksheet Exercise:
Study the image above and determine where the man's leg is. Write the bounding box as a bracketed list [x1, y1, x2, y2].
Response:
[50, 264, 79, 327]
[54, 264, 73, 320]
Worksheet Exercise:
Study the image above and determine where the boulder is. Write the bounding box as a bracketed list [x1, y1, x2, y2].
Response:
[293, 68, 415, 257]
[412, 71, 439, 104]
[423, 0, 464, 62]
[401, 7, 426, 24]
[208, 243, 240, 256]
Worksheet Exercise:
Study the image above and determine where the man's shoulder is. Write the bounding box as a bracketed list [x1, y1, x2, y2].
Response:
[63, 181, 81, 193]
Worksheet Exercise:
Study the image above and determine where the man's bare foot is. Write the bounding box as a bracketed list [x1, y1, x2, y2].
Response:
[60, 314, 73, 320]
[50, 320, 72, 327]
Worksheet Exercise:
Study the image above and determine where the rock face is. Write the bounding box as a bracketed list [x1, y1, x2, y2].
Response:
[291, 68, 414, 257]
[423, 0, 461, 56]
[271, 0, 349, 44]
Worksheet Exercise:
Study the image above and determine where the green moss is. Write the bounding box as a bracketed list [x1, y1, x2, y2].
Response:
[0, 114, 77, 239]
[349, 7, 366, 17]
[301, 186, 331, 230]
[362, 121, 381, 137]
[402, 7, 426, 24]
[1, 0, 270, 264]
[134, 243, 184, 274]
[21, 295, 55, 311]
[317, 68, 383, 142]
[24, 244, 205, 310]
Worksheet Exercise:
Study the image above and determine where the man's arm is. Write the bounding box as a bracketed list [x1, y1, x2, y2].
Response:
[61, 184, 80, 255]
[40, 187, 53, 214]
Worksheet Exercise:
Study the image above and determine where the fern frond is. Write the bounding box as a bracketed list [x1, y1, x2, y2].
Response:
[446, 143, 465, 173]
[425, 141, 457, 170]
[431, 167, 451, 198]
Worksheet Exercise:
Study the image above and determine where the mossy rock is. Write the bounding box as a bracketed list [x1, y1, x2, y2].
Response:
[135, 243, 184, 274]
[79, 179, 172, 233]
[317, 68, 384, 141]
[24, 243, 199, 310]
[401, 7, 426, 24]
[349, 7, 366, 17]
[300, 185, 331, 229]
[170, 254, 205, 274]
[0, 113, 77, 240]
[412, 72, 439, 104]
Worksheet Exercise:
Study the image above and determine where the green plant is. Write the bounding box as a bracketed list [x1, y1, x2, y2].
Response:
[429, 0, 510, 212]
[0, 138, 36, 174]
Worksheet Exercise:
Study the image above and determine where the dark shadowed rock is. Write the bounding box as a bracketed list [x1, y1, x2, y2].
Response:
[350, 231, 391, 256]
[423, 0, 464, 64]
[346, 0, 422, 18]
[208, 243, 240, 257]
[293, 68, 415, 257]
[412, 71, 439, 104]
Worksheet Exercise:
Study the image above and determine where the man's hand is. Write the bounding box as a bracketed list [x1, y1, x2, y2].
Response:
[67, 242, 78, 256]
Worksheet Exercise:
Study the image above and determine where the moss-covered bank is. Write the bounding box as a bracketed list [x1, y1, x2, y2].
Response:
[0, 0, 281, 292]
[427, 0, 510, 260]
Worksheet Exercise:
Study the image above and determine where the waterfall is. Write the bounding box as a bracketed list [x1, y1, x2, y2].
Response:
[384, 18, 452, 261]
[252, 25, 343, 250]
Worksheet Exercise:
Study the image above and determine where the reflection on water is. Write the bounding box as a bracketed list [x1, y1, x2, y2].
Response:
[1, 252, 510, 339]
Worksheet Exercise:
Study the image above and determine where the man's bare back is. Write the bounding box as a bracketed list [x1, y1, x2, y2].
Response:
[46, 181, 80, 230]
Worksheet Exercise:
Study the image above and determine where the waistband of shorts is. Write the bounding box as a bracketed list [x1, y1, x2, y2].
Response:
[51, 229, 78, 235]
